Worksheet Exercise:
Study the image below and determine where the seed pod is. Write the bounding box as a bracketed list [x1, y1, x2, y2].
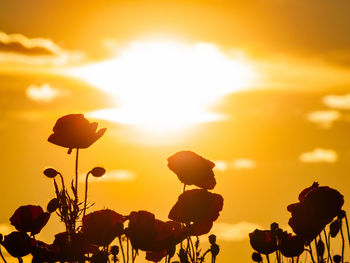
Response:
[47, 198, 59, 213]
[252, 252, 262, 262]
[43, 168, 59, 178]
[330, 220, 341, 238]
[333, 255, 342, 263]
[209, 234, 217, 245]
[91, 167, 106, 178]
[110, 245, 119, 256]
[316, 239, 325, 259]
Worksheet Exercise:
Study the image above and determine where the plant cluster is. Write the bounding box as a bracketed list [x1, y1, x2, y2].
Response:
[0, 114, 224, 263]
[249, 182, 350, 263]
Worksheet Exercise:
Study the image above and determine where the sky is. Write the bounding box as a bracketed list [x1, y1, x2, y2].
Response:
[1, 1, 350, 262]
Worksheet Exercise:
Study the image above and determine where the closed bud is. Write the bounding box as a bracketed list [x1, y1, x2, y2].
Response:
[252, 252, 262, 262]
[110, 245, 119, 256]
[210, 243, 220, 257]
[330, 220, 341, 238]
[43, 168, 59, 178]
[209, 234, 217, 245]
[333, 255, 342, 263]
[91, 167, 106, 178]
[47, 198, 59, 213]
[270, 222, 279, 232]
[317, 239, 325, 259]
[338, 210, 346, 220]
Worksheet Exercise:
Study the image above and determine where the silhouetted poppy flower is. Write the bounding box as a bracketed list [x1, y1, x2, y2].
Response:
[278, 233, 305, 258]
[48, 114, 106, 153]
[168, 189, 223, 235]
[298, 182, 319, 202]
[1, 231, 34, 257]
[252, 252, 263, 262]
[167, 151, 216, 189]
[249, 229, 277, 255]
[82, 209, 125, 246]
[53, 232, 98, 261]
[287, 184, 344, 243]
[126, 211, 187, 252]
[10, 205, 50, 236]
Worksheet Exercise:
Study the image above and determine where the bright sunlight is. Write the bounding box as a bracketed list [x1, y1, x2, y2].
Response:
[67, 40, 258, 132]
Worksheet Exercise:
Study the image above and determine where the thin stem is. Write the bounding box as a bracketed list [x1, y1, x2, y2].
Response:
[308, 245, 316, 263]
[340, 221, 345, 263]
[189, 237, 195, 262]
[275, 250, 281, 263]
[127, 237, 129, 263]
[265, 254, 270, 263]
[296, 255, 300, 263]
[75, 148, 79, 195]
[292, 257, 294, 263]
[345, 214, 350, 248]
[323, 229, 333, 263]
[183, 184, 186, 193]
[83, 171, 91, 218]
[0, 246, 7, 263]
[119, 237, 126, 263]
[315, 239, 320, 263]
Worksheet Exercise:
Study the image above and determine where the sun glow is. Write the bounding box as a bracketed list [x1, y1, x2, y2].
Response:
[68, 40, 257, 132]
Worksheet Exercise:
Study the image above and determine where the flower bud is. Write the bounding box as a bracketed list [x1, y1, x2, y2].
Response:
[252, 252, 262, 262]
[47, 198, 59, 213]
[210, 243, 220, 257]
[316, 239, 325, 259]
[270, 222, 279, 232]
[330, 220, 341, 238]
[338, 210, 346, 220]
[110, 245, 119, 256]
[43, 168, 59, 178]
[333, 255, 342, 263]
[208, 234, 217, 245]
[91, 167, 106, 178]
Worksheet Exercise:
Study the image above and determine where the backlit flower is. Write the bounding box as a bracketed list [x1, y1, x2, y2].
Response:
[249, 229, 277, 255]
[1, 231, 34, 257]
[10, 205, 50, 236]
[287, 184, 344, 243]
[168, 189, 223, 235]
[167, 151, 216, 189]
[48, 114, 106, 152]
[278, 233, 305, 257]
[82, 209, 125, 246]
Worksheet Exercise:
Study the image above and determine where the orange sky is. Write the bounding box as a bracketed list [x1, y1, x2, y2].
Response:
[1, 1, 350, 263]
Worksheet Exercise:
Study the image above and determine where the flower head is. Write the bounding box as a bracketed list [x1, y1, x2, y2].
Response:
[287, 184, 344, 243]
[1, 231, 35, 257]
[82, 209, 125, 246]
[249, 229, 277, 255]
[10, 205, 50, 235]
[278, 232, 305, 257]
[167, 151, 216, 189]
[48, 114, 106, 152]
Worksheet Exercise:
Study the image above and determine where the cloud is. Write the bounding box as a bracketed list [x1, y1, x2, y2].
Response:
[79, 170, 135, 183]
[0, 31, 84, 66]
[210, 222, 262, 241]
[214, 158, 256, 171]
[26, 84, 70, 103]
[323, 94, 350, 110]
[299, 148, 337, 163]
[307, 110, 340, 128]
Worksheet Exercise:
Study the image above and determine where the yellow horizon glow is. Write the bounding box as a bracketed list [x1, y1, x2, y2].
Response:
[66, 40, 258, 132]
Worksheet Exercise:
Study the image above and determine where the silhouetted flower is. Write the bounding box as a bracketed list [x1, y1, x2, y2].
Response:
[43, 168, 59, 178]
[298, 182, 319, 202]
[167, 151, 216, 189]
[249, 229, 277, 255]
[333, 255, 342, 263]
[168, 189, 223, 235]
[90, 167, 106, 177]
[252, 252, 262, 262]
[48, 114, 106, 152]
[82, 209, 125, 246]
[126, 211, 187, 252]
[110, 245, 119, 256]
[287, 184, 344, 243]
[278, 232, 305, 258]
[330, 219, 341, 238]
[10, 205, 50, 235]
[1, 231, 34, 257]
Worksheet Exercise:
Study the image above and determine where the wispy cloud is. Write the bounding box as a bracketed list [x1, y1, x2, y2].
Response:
[307, 110, 340, 128]
[26, 84, 70, 103]
[214, 159, 256, 171]
[79, 170, 135, 183]
[210, 222, 262, 241]
[0, 31, 84, 66]
[323, 94, 350, 110]
[299, 148, 337, 163]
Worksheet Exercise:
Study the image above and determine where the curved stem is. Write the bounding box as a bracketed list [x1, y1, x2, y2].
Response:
[345, 213, 350, 247]
[75, 148, 79, 196]
[265, 254, 270, 263]
[340, 221, 345, 263]
[119, 236, 126, 263]
[323, 229, 333, 263]
[308, 245, 316, 263]
[315, 239, 320, 263]
[58, 172, 65, 192]
[83, 171, 91, 218]
[0, 246, 7, 263]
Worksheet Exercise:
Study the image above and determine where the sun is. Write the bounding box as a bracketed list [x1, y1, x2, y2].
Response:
[66, 40, 258, 132]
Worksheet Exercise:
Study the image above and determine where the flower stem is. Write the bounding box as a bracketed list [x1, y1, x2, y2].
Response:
[314, 239, 320, 263]
[340, 221, 345, 263]
[265, 254, 270, 263]
[119, 236, 126, 263]
[345, 213, 350, 248]
[323, 229, 333, 263]
[75, 148, 79, 196]
[0, 246, 7, 263]
[308, 245, 316, 263]
[83, 171, 91, 218]
[126, 237, 129, 263]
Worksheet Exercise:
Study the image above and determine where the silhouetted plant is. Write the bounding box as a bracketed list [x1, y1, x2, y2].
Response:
[0, 114, 223, 263]
[249, 182, 350, 263]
